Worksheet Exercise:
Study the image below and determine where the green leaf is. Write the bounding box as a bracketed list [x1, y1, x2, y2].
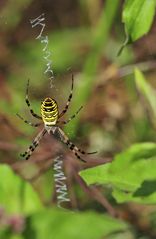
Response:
[80, 143, 156, 204]
[135, 67, 156, 118]
[119, 0, 156, 55]
[123, 0, 156, 41]
[31, 208, 129, 239]
[0, 165, 43, 214]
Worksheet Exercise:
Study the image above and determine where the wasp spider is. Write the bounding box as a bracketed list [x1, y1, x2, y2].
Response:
[17, 75, 96, 162]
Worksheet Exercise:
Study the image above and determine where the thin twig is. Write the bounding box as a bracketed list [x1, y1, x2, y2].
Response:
[70, 158, 117, 217]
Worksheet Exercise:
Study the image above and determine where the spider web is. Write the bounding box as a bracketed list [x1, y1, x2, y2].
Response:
[30, 13, 54, 89]
[53, 156, 70, 208]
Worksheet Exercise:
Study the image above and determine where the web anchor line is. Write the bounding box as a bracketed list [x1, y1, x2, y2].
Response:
[29, 13, 54, 88]
[53, 156, 70, 208]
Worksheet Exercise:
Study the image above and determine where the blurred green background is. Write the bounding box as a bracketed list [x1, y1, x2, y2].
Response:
[1, 0, 156, 238]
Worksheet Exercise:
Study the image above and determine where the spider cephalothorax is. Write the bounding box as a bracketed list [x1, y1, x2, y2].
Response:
[17, 75, 96, 162]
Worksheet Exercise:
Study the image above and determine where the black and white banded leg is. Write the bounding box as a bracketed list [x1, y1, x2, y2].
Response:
[58, 106, 83, 125]
[16, 113, 42, 127]
[56, 128, 97, 162]
[25, 79, 42, 120]
[20, 128, 47, 160]
[58, 74, 74, 118]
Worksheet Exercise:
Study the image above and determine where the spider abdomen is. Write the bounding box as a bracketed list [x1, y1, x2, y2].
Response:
[41, 98, 59, 125]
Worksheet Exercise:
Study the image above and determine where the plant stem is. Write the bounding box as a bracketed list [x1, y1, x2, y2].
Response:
[65, 0, 120, 138]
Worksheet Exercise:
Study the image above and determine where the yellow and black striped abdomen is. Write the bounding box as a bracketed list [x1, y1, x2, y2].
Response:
[41, 98, 59, 125]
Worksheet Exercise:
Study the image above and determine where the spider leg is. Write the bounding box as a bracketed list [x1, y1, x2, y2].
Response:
[55, 127, 96, 162]
[16, 113, 42, 127]
[20, 128, 47, 160]
[25, 79, 42, 120]
[58, 74, 74, 118]
[57, 106, 83, 125]
[74, 151, 86, 163]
